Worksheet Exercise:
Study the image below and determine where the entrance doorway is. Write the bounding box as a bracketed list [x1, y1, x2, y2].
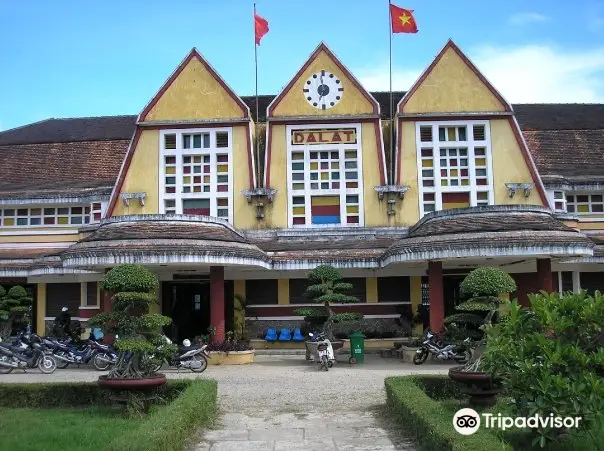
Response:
[162, 282, 210, 343]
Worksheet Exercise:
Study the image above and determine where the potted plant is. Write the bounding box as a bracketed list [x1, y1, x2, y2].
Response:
[0, 285, 32, 340]
[206, 330, 255, 365]
[295, 265, 362, 360]
[447, 267, 516, 406]
[88, 264, 176, 390]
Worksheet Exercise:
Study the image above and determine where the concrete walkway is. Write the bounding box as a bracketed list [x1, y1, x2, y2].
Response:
[0, 354, 452, 450]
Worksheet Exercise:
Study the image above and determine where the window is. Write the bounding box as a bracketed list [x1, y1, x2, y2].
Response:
[0, 206, 91, 227]
[245, 279, 278, 305]
[566, 193, 604, 214]
[287, 125, 364, 227]
[551, 191, 566, 212]
[417, 121, 492, 216]
[160, 128, 233, 222]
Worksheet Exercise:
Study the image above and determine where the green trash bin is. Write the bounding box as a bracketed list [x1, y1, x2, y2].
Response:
[349, 332, 365, 364]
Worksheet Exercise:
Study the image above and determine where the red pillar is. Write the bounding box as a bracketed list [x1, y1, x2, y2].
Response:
[428, 261, 445, 333]
[210, 266, 225, 343]
[102, 290, 112, 312]
[536, 258, 554, 293]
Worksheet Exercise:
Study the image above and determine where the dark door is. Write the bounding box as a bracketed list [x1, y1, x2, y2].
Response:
[162, 282, 210, 343]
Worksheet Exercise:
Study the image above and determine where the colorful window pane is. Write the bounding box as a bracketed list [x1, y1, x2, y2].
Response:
[566, 193, 604, 214]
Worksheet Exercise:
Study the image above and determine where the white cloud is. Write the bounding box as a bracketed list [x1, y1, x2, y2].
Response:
[507, 12, 550, 26]
[354, 44, 604, 103]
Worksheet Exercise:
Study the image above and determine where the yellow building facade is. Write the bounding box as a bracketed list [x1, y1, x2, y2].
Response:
[0, 40, 602, 342]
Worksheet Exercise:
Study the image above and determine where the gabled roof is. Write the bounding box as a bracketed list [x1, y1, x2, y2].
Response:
[138, 48, 250, 122]
[398, 39, 512, 114]
[266, 42, 380, 117]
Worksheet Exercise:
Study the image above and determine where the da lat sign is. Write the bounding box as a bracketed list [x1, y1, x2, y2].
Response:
[291, 128, 357, 145]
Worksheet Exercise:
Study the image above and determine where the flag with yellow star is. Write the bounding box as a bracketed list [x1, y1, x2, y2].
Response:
[390, 3, 418, 33]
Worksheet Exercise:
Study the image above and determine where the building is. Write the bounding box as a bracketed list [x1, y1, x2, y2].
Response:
[1, 40, 603, 342]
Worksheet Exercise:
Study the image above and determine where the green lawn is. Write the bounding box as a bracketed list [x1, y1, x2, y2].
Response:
[0, 407, 143, 451]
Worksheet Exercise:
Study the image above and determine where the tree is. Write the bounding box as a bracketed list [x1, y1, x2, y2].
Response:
[88, 264, 175, 379]
[295, 265, 361, 340]
[482, 291, 604, 448]
[0, 285, 32, 339]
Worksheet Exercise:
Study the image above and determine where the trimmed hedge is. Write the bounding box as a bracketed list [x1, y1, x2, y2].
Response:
[0, 380, 217, 451]
[0, 381, 191, 408]
[106, 379, 217, 451]
[385, 376, 512, 451]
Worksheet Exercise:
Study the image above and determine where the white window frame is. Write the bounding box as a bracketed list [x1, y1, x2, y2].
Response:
[159, 127, 234, 223]
[0, 205, 91, 228]
[286, 123, 364, 228]
[547, 190, 566, 213]
[566, 192, 604, 214]
[415, 120, 494, 217]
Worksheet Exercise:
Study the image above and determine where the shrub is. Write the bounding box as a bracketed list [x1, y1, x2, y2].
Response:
[105, 379, 218, 451]
[0, 284, 32, 338]
[385, 376, 512, 451]
[88, 264, 175, 379]
[482, 292, 604, 448]
[460, 267, 516, 298]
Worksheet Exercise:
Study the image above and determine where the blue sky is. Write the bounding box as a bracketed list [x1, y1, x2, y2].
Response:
[1, 0, 603, 130]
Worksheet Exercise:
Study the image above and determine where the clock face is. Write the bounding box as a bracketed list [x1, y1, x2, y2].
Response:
[303, 70, 343, 110]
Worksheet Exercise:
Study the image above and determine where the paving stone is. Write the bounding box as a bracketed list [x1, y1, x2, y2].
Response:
[204, 429, 249, 441]
[334, 436, 400, 450]
[193, 443, 211, 451]
[248, 428, 304, 441]
[274, 438, 336, 451]
[210, 441, 273, 451]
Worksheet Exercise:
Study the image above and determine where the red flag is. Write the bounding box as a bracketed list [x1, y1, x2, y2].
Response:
[390, 4, 418, 33]
[254, 13, 269, 45]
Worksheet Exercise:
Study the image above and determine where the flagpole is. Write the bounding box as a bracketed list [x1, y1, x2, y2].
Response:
[254, 3, 260, 187]
[388, 0, 394, 184]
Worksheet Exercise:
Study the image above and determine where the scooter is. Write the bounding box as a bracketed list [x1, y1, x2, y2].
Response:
[149, 336, 210, 373]
[0, 338, 57, 374]
[413, 330, 473, 365]
[308, 332, 335, 371]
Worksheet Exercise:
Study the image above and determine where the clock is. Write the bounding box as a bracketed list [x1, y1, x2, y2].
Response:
[303, 70, 343, 110]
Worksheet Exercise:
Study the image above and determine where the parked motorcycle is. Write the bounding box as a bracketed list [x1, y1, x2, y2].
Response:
[42, 336, 109, 370]
[149, 337, 209, 373]
[0, 336, 57, 374]
[90, 341, 118, 371]
[413, 330, 473, 365]
[308, 332, 336, 371]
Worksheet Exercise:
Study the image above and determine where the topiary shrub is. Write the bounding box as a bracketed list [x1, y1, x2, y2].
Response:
[459, 267, 516, 303]
[0, 284, 32, 338]
[294, 265, 362, 340]
[88, 264, 176, 379]
[482, 291, 604, 448]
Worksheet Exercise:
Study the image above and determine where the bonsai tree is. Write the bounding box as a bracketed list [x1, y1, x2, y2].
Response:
[0, 285, 32, 339]
[294, 265, 361, 340]
[482, 291, 604, 448]
[445, 267, 516, 343]
[88, 264, 175, 379]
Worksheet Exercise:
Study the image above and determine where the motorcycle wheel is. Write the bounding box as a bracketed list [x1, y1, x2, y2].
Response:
[38, 355, 57, 374]
[0, 357, 12, 374]
[413, 349, 429, 365]
[54, 351, 70, 369]
[149, 361, 163, 373]
[93, 353, 112, 371]
[190, 355, 208, 373]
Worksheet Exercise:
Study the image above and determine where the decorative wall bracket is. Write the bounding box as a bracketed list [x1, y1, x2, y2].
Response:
[120, 192, 146, 207]
[242, 187, 278, 219]
[374, 185, 410, 216]
[505, 183, 533, 198]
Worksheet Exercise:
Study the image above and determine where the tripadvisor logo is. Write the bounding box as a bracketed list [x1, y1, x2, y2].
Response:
[453, 408, 582, 435]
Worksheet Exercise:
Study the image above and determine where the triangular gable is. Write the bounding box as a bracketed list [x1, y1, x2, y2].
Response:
[139, 48, 250, 122]
[267, 42, 380, 118]
[398, 39, 512, 114]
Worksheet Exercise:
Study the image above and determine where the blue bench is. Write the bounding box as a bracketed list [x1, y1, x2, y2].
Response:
[264, 328, 277, 342]
[278, 328, 291, 341]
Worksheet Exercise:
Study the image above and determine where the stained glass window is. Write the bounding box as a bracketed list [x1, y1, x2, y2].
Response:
[566, 193, 604, 214]
[417, 122, 492, 216]
[160, 129, 232, 222]
[288, 126, 363, 227]
[0, 206, 91, 227]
